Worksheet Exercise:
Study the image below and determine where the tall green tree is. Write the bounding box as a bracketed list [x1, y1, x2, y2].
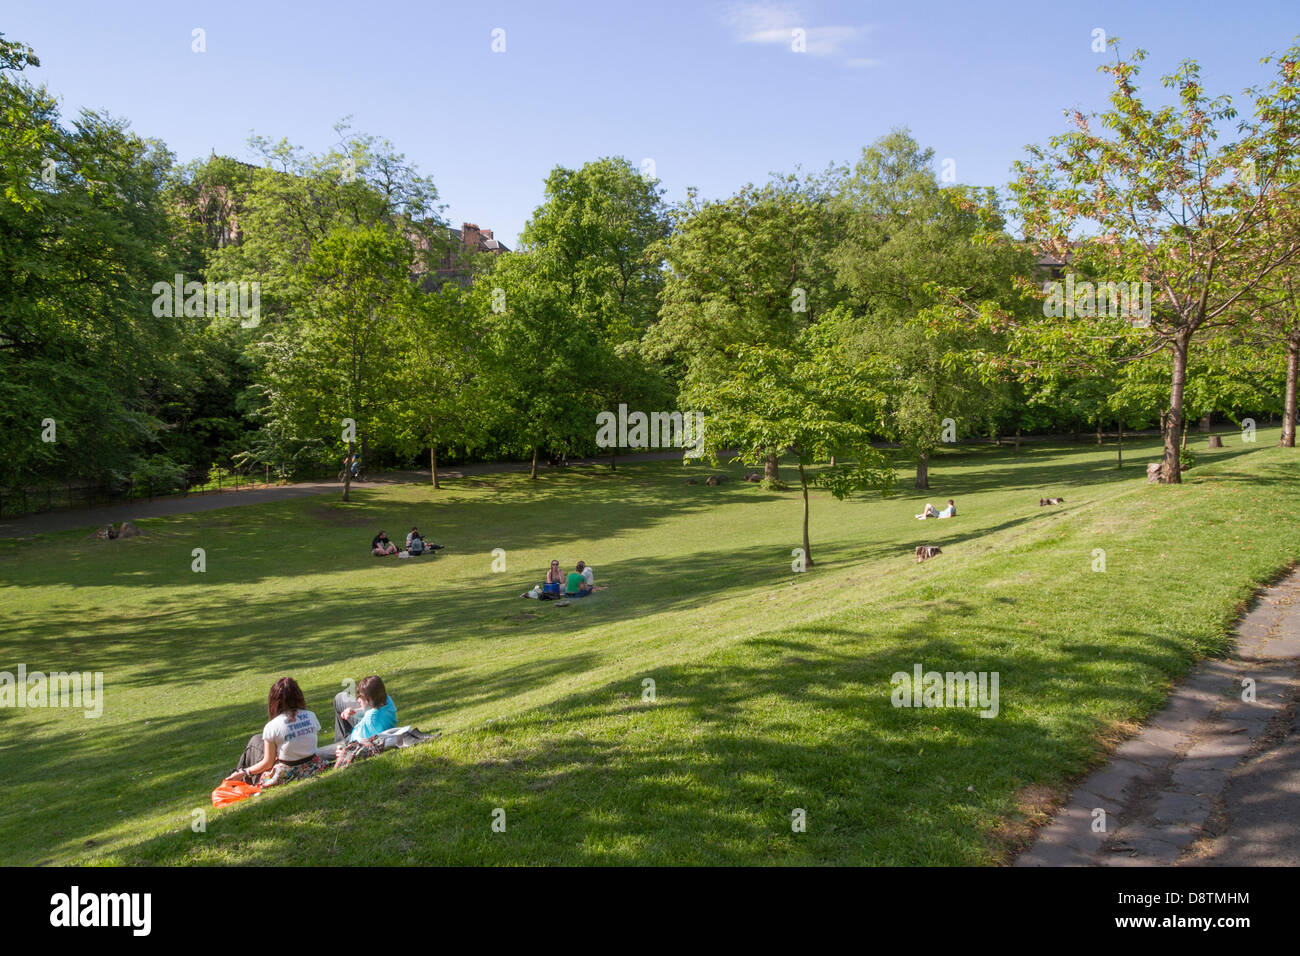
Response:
[1012, 38, 1300, 482]
[0, 33, 182, 491]
[265, 223, 419, 500]
[689, 324, 894, 566]
[645, 171, 844, 482]
[832, 129, 1035, 488]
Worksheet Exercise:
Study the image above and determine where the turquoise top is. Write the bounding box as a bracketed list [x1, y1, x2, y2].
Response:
[350, 695, 398, 742]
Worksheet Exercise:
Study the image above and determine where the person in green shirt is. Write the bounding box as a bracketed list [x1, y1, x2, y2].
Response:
[565, 566, 593, 597]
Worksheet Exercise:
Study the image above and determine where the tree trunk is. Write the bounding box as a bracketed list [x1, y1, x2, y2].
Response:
[915, 450, 929, 490]
[530, 446, 538, 480]
[1116, 419, 1123, 469]
[799, 462, 813, 568]
[1282, 338, 1298, 448]
[610, 446, 616, 471]
[1096, 420, 1103, 445]
[765, 450, 780, 483]
[1161, 332, 1190, 483]
[1014, 426, 1021, 456]
[430, 446, 438, 489]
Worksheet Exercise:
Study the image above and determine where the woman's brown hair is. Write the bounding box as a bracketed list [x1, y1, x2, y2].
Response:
[357, 675, 387, 708]
[268, 676, 307, 720]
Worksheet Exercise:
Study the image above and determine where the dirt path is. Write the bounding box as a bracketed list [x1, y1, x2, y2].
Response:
[1016, 569, 1300, 867]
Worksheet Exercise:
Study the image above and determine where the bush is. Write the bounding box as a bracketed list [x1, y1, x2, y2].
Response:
[130, 455, 187, 496]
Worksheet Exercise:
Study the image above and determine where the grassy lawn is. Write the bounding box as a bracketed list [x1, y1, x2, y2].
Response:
[1, 431, 1297, 865]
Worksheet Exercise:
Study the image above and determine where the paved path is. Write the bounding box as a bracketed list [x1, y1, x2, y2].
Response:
[1016, 570, 1300, 866]
[0, 450, 696, 539]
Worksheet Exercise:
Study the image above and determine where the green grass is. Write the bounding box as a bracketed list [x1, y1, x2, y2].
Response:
[1, 431, 1297, 865]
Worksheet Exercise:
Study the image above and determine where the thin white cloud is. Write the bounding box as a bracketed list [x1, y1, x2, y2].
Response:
[718, 2, 878, 65]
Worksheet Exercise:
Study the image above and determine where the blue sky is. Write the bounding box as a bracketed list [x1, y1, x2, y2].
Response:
[5, 1, 1299, 245]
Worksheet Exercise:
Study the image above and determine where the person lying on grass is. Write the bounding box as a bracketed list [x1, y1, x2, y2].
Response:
[371, 530, 398, 556]
[229, 677, 331, 787]
[916, 499, 956, 520]
[333, 674, 397, 750]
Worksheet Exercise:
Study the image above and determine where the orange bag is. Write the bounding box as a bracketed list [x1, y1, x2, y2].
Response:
[211, 777, 262, 808]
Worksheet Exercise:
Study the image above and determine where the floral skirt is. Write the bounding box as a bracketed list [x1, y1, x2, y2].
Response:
[254, 754, 331, 788]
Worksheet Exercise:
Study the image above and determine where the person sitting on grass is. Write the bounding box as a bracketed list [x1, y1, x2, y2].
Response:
[406, 527, 427, 555]
[574, 560, 609, 591]
[333, 675, 398, 748]
[230, 677, 330, 787]
[371, 530, 398, 556]
[544, 560, 565, 596]
[566, 563, 594, 598]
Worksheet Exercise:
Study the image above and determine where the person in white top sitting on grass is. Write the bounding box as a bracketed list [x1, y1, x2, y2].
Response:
[916, 499, 956, 519]
[229, 676, 331, 787]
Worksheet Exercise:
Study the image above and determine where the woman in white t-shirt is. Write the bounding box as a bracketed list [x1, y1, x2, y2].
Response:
[231, 677, 330, 787]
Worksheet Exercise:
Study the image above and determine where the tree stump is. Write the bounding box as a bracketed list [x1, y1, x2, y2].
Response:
[1146, 462, 1163, 484]
[915, 545, 942, 563]
[1207, 435, 1223, 448]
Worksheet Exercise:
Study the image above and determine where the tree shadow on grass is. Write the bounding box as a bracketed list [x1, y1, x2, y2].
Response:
[101, 601, 1209, 867]
[0, 462, 787, 590]
[1, 539, 810, 688]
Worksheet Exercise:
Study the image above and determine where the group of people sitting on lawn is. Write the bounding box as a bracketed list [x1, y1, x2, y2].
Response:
[916, 499, 957, 520]
[371, 526, 443, 557]
[227, 675, 398, 787]
[525, 559, 606, 600]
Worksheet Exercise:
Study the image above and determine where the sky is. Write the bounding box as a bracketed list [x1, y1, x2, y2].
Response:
[5, 0, 1300, 246]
